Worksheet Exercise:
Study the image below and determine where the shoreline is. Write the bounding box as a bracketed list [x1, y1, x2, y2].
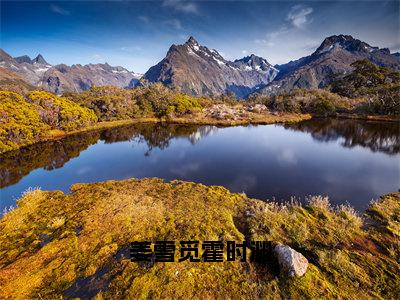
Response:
[334, 113, 400, 123]
[1, 112, 398, 155]
[0, 113, 312, 154]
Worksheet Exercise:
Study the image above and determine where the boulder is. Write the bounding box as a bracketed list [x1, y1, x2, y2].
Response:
[274, 244, 308, 277]
[247, 104, 268, 113]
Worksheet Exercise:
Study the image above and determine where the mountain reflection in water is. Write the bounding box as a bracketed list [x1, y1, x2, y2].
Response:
[0, 119, 398, 211]
[0, 124, 215, 189]
[285, 118, 399, 155]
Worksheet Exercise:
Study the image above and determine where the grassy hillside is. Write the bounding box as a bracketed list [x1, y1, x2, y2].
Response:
[0, 178, 398, 299]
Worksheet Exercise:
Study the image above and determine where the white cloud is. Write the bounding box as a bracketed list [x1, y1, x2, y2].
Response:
[120, 46, 142, 52]
[254, 5, 313, 49]
[162, 0, 199, 14]
[164, 19, 183, 30]
[228, 174, 257, 193]
[49, 4, 70, 16]
[254, 26, 289, 47]
[241, 50, 248, 55]
[92, 54, 105, 62]
[278, 149, 298, 165]
[138, 15, 150, 24]
[286, 5, 313, 28]
[254, 39, 275, 47]
[170, 162, 200, 177]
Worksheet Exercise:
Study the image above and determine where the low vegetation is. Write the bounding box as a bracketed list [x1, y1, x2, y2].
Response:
[0, 91, 97, 153]
[331, 59, 400, 115]
[0, 91, 50, 153]
[27, 91, 98, 131]
[63, 84, 207, 121]
[0, 178, 398, 298]
[249, 89, 358, 116]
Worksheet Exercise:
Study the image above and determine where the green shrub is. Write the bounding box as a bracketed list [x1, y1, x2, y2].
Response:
[65, 84, 204, 120]
[64, 86, 140, 121]
[331, 60, 400, 115]
[249, 89, 351, 115]
[0, 91, 50, 153]
[27, 91, 98, 131]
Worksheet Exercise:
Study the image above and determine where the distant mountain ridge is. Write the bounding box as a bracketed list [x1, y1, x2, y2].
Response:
[260, 34, 400, 95]
[1, 34, 399, 97]
[0, 49, 142, 93]
[144, 37, 278, 98]
[14, 54, 49, 65]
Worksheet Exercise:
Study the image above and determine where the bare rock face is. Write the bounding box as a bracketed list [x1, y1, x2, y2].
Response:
[260, 34, 400, 95]
[274, 244, 309, 277]
[143, 37, 278, 98]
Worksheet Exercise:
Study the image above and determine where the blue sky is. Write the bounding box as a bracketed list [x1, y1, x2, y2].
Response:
[1, 1, 399, 73]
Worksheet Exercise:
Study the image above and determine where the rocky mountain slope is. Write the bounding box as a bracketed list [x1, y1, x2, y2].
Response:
[0, 67, 35, 94]
[37, 63, 141, 94]
[144, 37, 278, 98]
[0, 49, 142, 94]
[259, 34, 400, 95]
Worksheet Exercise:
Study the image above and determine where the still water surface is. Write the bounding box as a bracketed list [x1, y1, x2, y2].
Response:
[1, 118, 399, 211]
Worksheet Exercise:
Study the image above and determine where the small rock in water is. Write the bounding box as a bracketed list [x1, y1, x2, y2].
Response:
[274, 244, 308, 277]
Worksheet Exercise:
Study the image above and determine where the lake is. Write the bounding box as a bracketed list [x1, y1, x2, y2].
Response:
[1, 118, 399, 212]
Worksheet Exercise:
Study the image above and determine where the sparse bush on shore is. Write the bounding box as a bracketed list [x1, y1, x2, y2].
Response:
[248, 89, 355, 116]
[331, 60, 400, 115]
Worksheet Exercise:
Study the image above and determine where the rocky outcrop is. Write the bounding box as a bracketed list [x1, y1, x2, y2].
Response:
[143, 37, 278, 98]
[274, 244, 309, 277]
[204, 103, 269, 120]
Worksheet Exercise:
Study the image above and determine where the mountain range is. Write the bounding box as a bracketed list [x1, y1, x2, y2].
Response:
[0, 50, 142, 94]
[261, 34, 400, 95]
[0, 34, 399, 97]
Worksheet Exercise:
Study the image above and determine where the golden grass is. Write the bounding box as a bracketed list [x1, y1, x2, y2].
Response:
[0, 179, 398, 299]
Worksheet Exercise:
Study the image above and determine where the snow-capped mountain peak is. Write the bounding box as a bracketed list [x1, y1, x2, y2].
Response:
[144, 37, 278, 98]
[233, 54, 274, 72]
